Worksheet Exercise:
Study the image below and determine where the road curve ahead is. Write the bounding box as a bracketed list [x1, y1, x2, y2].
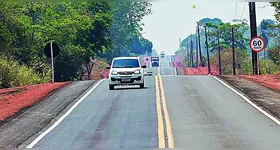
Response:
[31, 67, 158, 148]
[162, 75, 280, 149]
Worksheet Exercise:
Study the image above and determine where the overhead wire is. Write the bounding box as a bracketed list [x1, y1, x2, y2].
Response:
[257, 3, 270, 13]
[234, 2, 238, 19]
[240, 2, 247, 20]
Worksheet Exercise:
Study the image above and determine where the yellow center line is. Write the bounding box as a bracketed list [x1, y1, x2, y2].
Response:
[155, 75, 165, 148]
[155, 67, 175, 148]
[159, 75, 175, 148]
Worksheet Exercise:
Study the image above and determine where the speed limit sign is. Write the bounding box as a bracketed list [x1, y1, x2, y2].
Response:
[250, 36, 266, 53]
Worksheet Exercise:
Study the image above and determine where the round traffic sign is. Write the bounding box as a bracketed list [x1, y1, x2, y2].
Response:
[250, 36, 265, 53]
[44, 42, 60, 58]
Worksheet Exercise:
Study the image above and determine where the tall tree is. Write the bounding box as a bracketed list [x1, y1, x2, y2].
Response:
[0, 2, 153, 82]
[105, 2, 152, 61]
[206, 22, 249, 52]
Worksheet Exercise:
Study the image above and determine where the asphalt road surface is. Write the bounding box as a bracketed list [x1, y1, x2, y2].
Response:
[159, 61, 176, 75]
[26, 60, 280, 149]
[32, 67, 158, 148]
[162, 75, 280, 149]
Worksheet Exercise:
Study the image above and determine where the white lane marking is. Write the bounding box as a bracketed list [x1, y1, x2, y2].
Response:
[212, 75, 280, 125]
[26, 79, 105, 148]
[173, 67, 177, 75]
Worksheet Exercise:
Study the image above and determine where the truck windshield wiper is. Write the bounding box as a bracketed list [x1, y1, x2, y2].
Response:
[112, 66, 123, 68]
[112, 66, 138, 68]
[123, 66, 138, 68]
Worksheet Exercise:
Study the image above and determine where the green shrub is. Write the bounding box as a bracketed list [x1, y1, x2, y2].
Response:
[267, 46, 280, 65]
[210, 48, 251, 75]
[259, 59, 279, 74]
[237, 58, 253, 75]
[0, 56, 51, 88]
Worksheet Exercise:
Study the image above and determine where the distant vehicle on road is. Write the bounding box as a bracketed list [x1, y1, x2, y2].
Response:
[151, 56, 159, 67]
[160, 51, 165, 58]
[106, 57, 146, 90]
[171, 55, 175, 62]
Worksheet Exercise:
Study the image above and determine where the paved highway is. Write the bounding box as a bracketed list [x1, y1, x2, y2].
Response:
[31, 67, 158, 148]
[26, 61, 280, 149]
[159, 60, 175, 75]
[162, 75, 280, 149]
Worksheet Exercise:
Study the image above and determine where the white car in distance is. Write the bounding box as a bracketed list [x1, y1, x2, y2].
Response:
[106, 57, 147, 90]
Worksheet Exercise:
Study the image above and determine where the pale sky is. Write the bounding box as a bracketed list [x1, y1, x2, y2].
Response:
[141, 1, 276, 55]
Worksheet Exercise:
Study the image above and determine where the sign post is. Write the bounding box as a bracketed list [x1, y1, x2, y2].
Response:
[250, 36, 265, 75]
[50, 42, 54, 82]
[44, 42, 60, 82]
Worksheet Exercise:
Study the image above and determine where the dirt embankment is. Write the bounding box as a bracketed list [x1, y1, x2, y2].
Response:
[236, 74, 280, 92]
[0, 58, 110, 121]
[0, 82, 70, 121]
[184, 65, 220, 75]
[0, 80, 96, 148]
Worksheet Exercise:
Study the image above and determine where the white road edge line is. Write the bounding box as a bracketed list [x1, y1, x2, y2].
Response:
[211, 75, 280, 125]
[161, 75, 176, 77]
[26, 79, 105, 148]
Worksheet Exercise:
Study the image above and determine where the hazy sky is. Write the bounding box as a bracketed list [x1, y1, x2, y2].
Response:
[141, 1, 275, 55]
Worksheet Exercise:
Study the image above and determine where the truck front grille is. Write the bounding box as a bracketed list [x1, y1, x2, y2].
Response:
[118, 71, 134, 75]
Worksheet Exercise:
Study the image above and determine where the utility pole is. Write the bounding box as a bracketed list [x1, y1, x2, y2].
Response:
[264, 48, 266, 59]
[187, 44, 190, 67]
[261, 21, 266, 60]
[217, 28, 222, 75]
[232, 27, 236, 75]
[190, 35, 194, 67]
[204, 26, 211, 74]
[196, 30, 199, 68]
[249, 2, 258, 75]
[184, 45, 186, 67]
[197, 21, 203, 66]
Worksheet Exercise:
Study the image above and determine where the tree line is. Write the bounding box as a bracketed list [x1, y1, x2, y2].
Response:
[0, 2, 153, 87]
[177, 2, 280, 75]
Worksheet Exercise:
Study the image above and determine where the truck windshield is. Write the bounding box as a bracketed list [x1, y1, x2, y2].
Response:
[112, 59, 140, 68]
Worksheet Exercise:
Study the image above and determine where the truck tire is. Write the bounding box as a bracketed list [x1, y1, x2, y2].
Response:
[109, 85, 114, 90]
[140, 83, 144, 89]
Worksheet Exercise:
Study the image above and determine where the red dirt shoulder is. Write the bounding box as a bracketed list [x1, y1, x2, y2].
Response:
[0, 82, 70, 121]
[235, 75, 280, 92]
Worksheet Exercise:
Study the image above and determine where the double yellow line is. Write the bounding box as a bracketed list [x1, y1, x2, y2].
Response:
[156, 67, 174, 148]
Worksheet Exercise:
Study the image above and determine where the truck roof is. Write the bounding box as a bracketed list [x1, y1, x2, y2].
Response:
[113, 57, 139, 60]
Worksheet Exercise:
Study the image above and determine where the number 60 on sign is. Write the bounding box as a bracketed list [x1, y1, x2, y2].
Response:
[250, 36, 266, 53]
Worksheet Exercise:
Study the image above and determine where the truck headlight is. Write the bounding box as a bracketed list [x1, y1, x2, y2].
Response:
[134, 70, 140, 74]
[111, 71, 118, 75]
